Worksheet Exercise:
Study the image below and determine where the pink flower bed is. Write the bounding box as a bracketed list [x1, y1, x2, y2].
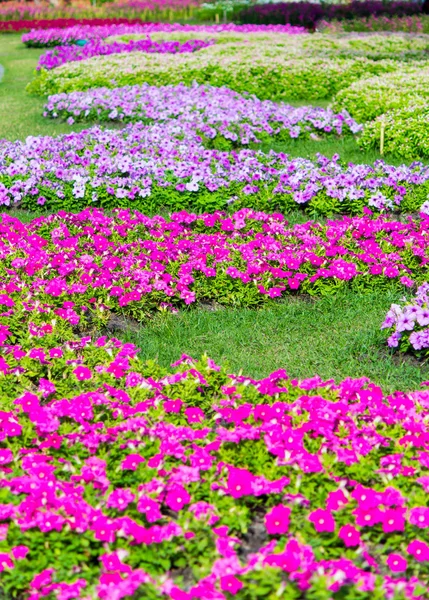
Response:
[0, 209, 425, 324]
[1, 325, 429, 598]
[0, 208, 427, 598]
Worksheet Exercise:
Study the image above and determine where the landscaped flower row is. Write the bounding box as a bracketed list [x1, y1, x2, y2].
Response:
[318, 14, 429, 34]
[43, 82, 362, 144]
[331, 65, 429, 160]
[1, 122, 429, 214]
[37, 38, 214, 71]
[0, 209, 425, 340]
[27, 38, 415, 100]
[0, 0, 200, 25]
[382, 282, 429, 355]
[22, 22, 306, 48]
[238, 0, 422, 29]
[332, 66, 429, 123]
[1, 332, 429, 599]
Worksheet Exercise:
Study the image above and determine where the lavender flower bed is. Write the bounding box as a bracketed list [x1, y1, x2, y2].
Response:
[383, 283, 429, 354]
[37, 38, 214, 71]
[22, 22, 306, 48]
[1, 122, 428, 214]
[43, 82, 362, 144]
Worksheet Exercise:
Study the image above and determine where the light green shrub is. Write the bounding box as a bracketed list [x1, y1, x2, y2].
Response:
[360, 103, 429, 159]
[28, 41, 405, 100]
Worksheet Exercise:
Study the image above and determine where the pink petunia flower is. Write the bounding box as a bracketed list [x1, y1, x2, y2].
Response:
[407, 540, 429, 562]
[386, 553, 407, 572]
[73, 366, 92, 381]
[165, 485, 190, 512]
[308, 509, 335, 533]
[220, 575, 243, 595]
[338, 524, 361, 547]
[265, 504, 291, 535]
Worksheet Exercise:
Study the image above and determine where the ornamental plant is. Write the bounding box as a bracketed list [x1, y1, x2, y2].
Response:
[2, 331, 429, 598]
[318, 15, 429, 34]
[359, 104, 429, 161]
[4, 120, 429, 215]
[331, 67, 429, 123]
[0, 209, 426, 331]
[36, 38, 214, 71]
[237, 0, 422, 29]
[382, 283, 429, 356]
[26, 43, 406, 100]
[22, 22, 305, 48]
[0, 0, 201, 25]
[43, 82, 362, 143]
[2, 122, 429, 214]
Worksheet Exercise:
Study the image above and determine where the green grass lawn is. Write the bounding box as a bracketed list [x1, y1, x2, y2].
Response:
[0, 33, 427, 394]
[117, 288, 428, 393]
[0, 33, 88, 140]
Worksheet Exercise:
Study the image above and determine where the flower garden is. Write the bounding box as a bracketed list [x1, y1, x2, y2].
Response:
[1, 2, 429, 599]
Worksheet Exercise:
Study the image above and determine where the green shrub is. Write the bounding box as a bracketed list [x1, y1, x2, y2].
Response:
[331, 66, 429, 122]
[27, 43, 405, 100]
[360, 104, 429, 160]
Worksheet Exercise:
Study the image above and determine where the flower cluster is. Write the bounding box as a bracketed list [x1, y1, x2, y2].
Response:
[1, 121, 429, 214]
[43, 82, 361, 142]
[2, 334, 429, 599]
[0, 209, 425, 335]
[37, 38, 214, 71]
[22, 22, 306, 48]
[382, 283, 429, 354]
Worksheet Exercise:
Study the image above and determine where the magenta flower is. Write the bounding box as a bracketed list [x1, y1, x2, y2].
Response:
[121, 454, 145, 470]
[308, 508, 335, 533]
[326, 489, 349, 511]
[220, 575, 243, 595]
[382, 508, 406, 533]
[226, 467, 254, 498]
[137, 496, 162, 523]
[407, 540, 429, 562]
[30, 569, 54, 589]
[11, 546, 29, 560]
[386, 553, 407, 572]
[165, 485, 190, 511]
[265, 504, 291, 535]
[73, 366, 92, 380]
[106, 488, 135, 511]
[338, 524, 361, 547]
[409, 507, 429, 529]
[0, 449, 13, 465]
[184, 406, 205, 423]
[0, 553, 13, 572]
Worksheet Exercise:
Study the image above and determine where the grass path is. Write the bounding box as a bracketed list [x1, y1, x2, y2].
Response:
[119, 288, 429, 393]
